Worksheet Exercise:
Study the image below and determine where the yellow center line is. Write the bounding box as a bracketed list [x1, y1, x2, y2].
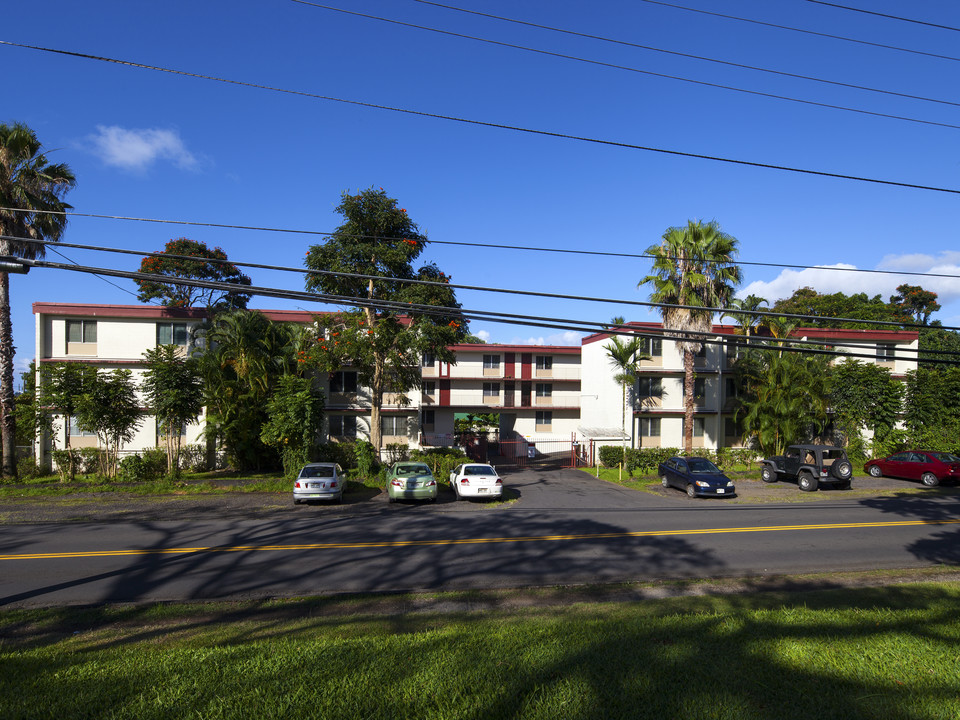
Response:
[3, 518, 959, 561]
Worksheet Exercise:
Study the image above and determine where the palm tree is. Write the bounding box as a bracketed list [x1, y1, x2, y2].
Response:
[0, 123, 76, 477]
[605, 332, 649, 460]
[640, 220, 741, 454]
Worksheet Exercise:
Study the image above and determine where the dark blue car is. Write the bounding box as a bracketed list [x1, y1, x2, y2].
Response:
[658, 456, 736, 498]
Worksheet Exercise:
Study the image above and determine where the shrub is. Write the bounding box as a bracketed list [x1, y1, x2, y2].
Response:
[51, 448, 80, 482]
[180, 444, 208, 472]
[17, 454, 42, 479]
[410, 447, 469, 484]
[384, 443, 409, 464]
[354, 440, 378, 479]
[117, 448, 168, 482]
[78, 447, 103, 476]
[599, 446, 624, 468]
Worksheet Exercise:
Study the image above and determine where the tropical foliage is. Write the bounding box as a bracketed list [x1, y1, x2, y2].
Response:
[605, 333, 648, 452]
[828, 359, 903, 451]
[304, 187, 467, 451]
[260, 374, 325, 479]
[72, 369, 142, 478]
[0, 122, 76, 477]
[640, 220, 741, 452]
[135, 238, 252, 310]
[142, 345, 205, 475]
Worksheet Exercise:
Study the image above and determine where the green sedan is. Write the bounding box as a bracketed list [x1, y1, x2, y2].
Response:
[386, 461, 438, 503]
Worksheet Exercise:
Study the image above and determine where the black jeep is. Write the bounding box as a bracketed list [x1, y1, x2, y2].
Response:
[760, 444, 853, 492]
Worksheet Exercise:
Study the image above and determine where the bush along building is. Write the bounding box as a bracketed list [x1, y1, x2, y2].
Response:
[33, 303, 918, 470]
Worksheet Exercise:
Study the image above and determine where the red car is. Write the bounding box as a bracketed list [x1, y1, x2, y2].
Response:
[863, 451, 960, 487]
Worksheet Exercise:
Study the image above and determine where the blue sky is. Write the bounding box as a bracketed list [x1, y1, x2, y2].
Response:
[5, 0, 960, 381]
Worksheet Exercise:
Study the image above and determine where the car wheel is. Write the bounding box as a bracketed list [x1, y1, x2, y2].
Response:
[798, 472, 818, 492]
[921, 472, 940, 488]
[868, 465, 882, 478]
[686, 483, 697, 499]
[661, 476, 669, 488]
[832, 460, 853, 480]
[761, 465, 777, 483]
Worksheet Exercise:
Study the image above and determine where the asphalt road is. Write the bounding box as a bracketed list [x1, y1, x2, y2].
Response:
[2, 468, 959, 608]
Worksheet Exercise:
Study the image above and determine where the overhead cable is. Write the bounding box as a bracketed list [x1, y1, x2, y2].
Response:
[635, 0, 960, 64]
[8, 234, 960, 336]
[2, 39, 960, 195]
[292, 1, 960, 132]
[804, 1, 960, 32]
[402, 0, 960, 109]
[4, 212, 960, 283]
[17, 255, 954, 364]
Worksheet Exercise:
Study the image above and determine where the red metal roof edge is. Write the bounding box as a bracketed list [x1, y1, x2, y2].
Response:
[449, 343, 580, 354]
[32, 302, 325, 323]
[582, 322, 919, 345]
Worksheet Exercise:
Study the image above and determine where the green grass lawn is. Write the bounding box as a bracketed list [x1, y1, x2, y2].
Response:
[2, 582, 959, 719]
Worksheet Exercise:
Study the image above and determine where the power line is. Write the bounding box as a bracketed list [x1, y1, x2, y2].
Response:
[7, 233, 960, 334]
[292, 1, 960, 132]
[5, 209, 960, 284]
[3, 40, 960, 195]
[804, 1, 960, 32]
[404, 0, 960, 110]
[17, 255, 954, 364]
[635, 0, 960, 64]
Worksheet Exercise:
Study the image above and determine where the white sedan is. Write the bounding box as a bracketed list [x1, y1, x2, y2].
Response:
[449, 463, 503, 500]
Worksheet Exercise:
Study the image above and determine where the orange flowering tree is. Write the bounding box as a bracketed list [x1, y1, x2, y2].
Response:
[303, 188, 467, 452]
[136, 237, 252, 310]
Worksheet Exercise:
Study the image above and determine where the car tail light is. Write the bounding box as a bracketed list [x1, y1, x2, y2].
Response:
[295, 481, 301, 488]
[460, 478, 469, 484]
[391, 479, 402, 486]
[495, 478, 502, 484]
[330, 482, 337, 488]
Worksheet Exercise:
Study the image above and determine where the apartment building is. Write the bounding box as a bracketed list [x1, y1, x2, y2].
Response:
[32, 303, 919, 462]
[579, 323, 919, 451]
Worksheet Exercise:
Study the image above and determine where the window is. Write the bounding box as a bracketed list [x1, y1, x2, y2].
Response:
[536, 356, 553, 371]
[482, 382, 499, 397]
[157, 322, 188, 346]
[695, 344, 707, 358]
[381, 416, 407, 437]
[639, 417, 660, 437]
[421, 352, 435, 367]
[535, 383, 552, 397]
[637, 377, 662, 397]
[725, 378, 739, 399]
[422, 381, 436, 396]
[683, 417, 706, 437]
[67, 416, 97, 437]
[724, 417, 743, 437]
[483, 354, 501, 370]
[329, 415, 357, 438]
[877, 344, 896, 361]
[422, 409, 435, 426]
[726, 339, 747, 362]
[694, 378, 706, 400]
[66, 319, 97, 344]
[639, 337, 662, 357]
[536, 410, 553, 426]
[330, 371, 358, 393]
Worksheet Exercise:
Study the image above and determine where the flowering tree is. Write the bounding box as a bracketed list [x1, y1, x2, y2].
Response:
[135, 238, 251, 310]
[303, 188, 467, 452]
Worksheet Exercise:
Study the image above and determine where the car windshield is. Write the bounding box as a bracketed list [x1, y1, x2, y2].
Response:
[395, 464, 430, 476]
[464, 465, 496, 476]
[687, 458, 720, 474]
[928, 452, 960, 463]
[300, 466, 334, 478]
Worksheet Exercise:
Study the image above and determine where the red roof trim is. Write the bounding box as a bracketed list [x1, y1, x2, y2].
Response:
[33, 302, 325, 323]
[450, 343, 580, 354]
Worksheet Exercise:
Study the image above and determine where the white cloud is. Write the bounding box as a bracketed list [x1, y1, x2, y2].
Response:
[87, 125, 199, 171]
[474, 330, 491, 342]
[508, 331, 582, 346]
[742, 256, 960, 309]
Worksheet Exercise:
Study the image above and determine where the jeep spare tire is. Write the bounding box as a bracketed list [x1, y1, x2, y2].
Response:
[831, 460, 853, 480]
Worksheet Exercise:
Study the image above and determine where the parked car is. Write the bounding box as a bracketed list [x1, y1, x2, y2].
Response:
[386, 461, 438, 502]
[658, 456, 736, 498]
[864, 451, 960, 487]
[293, 462, 345, 504]
[760, 444, 853, 491]
[450, 463, 503, 500]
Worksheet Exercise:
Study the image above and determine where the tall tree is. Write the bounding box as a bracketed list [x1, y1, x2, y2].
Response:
[889, 284, 940, 326]
[142, 345, 205, 475]
[0, 122, 76, 478]
[38, 362, 98, 481]
[605, 334, 648, 456]
[135, 237, 251, 310]
[734, 329, 832, 456]
[74, 370, 142, 478]
[828, 359, 903, 449]
[639, 220, 741, 453]
[303, 188, 466, 453]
